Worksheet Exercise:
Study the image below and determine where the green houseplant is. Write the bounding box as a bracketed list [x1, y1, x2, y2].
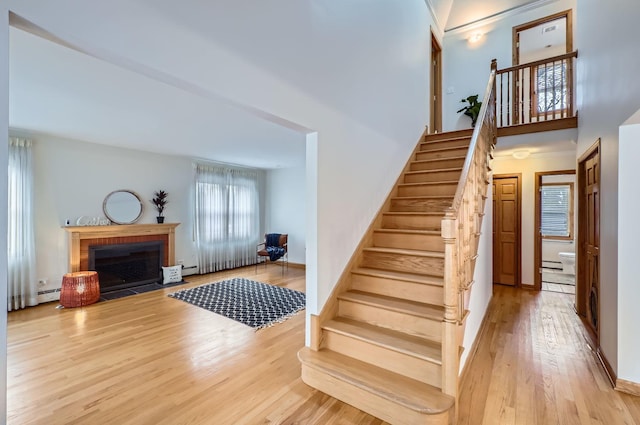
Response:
[151, 190, 168, 223]
[457, 94, 482, 127]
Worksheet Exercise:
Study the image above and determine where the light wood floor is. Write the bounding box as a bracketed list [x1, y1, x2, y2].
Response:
[8, 270, 640, 424]
[7, 266, 382, 425]
[459, 285, 640, 425]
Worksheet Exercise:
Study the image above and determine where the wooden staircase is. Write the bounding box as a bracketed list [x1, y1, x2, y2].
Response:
[299, 69, 497, 425]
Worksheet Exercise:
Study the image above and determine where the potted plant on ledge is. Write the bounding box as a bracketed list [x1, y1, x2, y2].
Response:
[151, 190, 168, 223]
[457, 94, 482, 127]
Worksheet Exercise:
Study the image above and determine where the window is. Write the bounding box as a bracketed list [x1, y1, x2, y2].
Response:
[534, 60, 568, 114]
[540, 183, 573, 239]
[194, 164, 260, 273]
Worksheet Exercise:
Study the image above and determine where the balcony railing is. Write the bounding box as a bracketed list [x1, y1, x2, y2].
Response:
[495, 51, 578, 129]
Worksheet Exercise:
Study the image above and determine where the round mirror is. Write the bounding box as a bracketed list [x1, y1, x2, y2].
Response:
[103, 190, 143, 225]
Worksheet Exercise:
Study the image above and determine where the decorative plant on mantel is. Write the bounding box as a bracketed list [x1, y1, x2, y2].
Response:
[151, 190, 168, 224]
[457, 94, 482, 127]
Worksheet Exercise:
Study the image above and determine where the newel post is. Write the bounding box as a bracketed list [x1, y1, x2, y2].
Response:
[441, 211, 460, 400]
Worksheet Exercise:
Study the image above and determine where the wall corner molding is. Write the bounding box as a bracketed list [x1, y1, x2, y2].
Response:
[596, 347, 617, 388]
[444, 0, 561, 35]
[616, 378, 640, 397]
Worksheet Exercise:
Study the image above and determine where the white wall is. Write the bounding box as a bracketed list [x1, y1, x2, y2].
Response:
[265, 166, 306, 265]
[460, 182, 493, 370]
[576, 0, 640, 377]
[27, 134, 269, 300]
[441, 0, 575, 131]
[493, 151, 576, 285]
[8, 2, 435, 332]
[618, 117, 640, 384]
[1, 5, 9, 421]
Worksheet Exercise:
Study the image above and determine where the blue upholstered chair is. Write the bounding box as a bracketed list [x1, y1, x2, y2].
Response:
[256, 233, 288, 274]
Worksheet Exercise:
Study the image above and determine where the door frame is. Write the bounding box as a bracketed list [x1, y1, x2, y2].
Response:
[430, 31, 442, 133]
[534, 169, 576, 291]
[511, 10, 573, 123]
[576, 138, 601, 346]
[512, 9, 573, 66]
[493, 173, 522, 287]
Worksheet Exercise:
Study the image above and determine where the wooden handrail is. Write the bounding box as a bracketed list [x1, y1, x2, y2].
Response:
[448, 67, 496, 215]
[440, 62, 496, 401]
[497, 51, 578, 74]
[495, 51, 578, 128]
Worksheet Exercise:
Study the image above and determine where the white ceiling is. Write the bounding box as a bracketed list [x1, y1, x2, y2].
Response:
[8, 0, 565, 169]
[444, 0, 543, 31]
[9, 25, 306, 169]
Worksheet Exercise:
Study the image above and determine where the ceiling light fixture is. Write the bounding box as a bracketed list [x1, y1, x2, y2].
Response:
[512, 150, 530, 159]
[468, 32, 483, 43]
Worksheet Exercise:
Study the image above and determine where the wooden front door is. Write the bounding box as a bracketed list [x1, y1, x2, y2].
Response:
[578, 141, 600, 340]
[493, 175, 521, 286]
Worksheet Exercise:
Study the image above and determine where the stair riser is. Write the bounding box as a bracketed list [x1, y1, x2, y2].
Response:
[390, 198, 452, 213]
[338, 300, 442, 342]
[420, 138, 469, 152]
[301, 366, 451, 425]
[425, 130, 473, 142]
[404, 170, 461, 183]
[360, 251, 444, 276]
[322, 331, 442, 387]
[397, 184, 457, 197]
[409, 158, 465, 171]
[382, 214, 442, 231]
[373, 232, 445, 252]
[351, 273, 444, 305]
[416, 147, 468, 161]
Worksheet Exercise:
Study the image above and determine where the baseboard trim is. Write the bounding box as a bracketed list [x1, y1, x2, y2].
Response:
[459, 294, 494, 387]
[616, 378, 640, 397]
[596, 347, 617, 388]
[288, 262, 306, 270]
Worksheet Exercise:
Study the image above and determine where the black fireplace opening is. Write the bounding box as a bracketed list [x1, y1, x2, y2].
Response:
[89, 241, 164, 293]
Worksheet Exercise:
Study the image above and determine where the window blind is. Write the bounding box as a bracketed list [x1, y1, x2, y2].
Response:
[541, 185, 570, 237]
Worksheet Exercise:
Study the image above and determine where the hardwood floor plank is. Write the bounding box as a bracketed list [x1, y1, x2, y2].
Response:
[7, 266, 386, 425]
[458, 285, 640, 425]
[8, 270, 640, 424]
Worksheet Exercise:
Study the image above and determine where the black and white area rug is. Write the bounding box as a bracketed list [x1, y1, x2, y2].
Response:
[168, 278, 306, 330]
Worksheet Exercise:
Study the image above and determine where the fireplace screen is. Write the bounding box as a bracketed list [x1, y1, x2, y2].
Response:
[89, 241, 164, 292]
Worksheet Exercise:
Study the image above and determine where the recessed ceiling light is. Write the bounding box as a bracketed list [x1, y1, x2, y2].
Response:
[512, 150, 530, 159]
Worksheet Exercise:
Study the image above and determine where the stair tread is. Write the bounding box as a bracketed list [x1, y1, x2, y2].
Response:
[412, 155, 467, 164]
[422, 136, 471, 144]
[382, 211, 445, 216]
[391, 195, 454, 200]
[417, 145, 469, 154]
[363, 246, 445, 258]
[397, 180, 459, 187]
[351, 267, 444, 286]
[424, 129, 473, 141]
[298, 347, 454, 414]
[324, 317, 442, 363]
[373, 228, 441, 236]
[339, 290, 444, 319]
[406, 167, 462, 175]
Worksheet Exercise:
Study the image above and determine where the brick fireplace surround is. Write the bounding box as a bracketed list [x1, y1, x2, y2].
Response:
[63, 223, 180, 272]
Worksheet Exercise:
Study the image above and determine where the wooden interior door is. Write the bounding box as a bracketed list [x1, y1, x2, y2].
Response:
[493, 175, 521, 286]
[577, 142, 600, 340]
[430, 32, 442, 133]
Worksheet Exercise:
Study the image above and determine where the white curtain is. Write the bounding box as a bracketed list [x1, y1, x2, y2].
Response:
[8, 137, 37, 311]
[194, 164, 260, 273]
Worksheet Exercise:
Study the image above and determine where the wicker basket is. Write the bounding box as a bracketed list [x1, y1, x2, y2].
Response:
[60, 271, 100, 308]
